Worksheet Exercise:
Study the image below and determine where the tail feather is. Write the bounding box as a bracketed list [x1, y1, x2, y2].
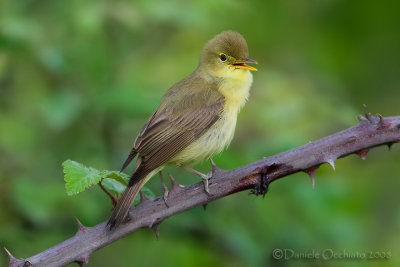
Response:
[107, 176, 146, 230]
[120, 148, 138, 172]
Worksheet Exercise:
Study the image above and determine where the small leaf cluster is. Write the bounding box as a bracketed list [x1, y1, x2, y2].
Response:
[62, 160, 154, 199]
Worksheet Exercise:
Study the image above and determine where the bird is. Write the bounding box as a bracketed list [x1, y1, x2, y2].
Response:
[107, 30, 257, 229]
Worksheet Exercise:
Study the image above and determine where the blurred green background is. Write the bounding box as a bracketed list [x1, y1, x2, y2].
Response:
[1, 0, 400, 266]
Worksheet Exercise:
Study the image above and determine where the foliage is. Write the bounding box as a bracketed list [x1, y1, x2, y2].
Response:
[63, 160, 113, 196]
[63, 159, 154, 198]
[1, 1, 400, 267]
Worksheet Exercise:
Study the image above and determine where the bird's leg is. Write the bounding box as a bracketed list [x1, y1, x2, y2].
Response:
[180, 165, 212, 194]
[159, 171, 169, 207]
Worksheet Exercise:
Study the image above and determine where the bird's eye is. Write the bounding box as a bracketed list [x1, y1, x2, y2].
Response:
[220, 54, 227, 61]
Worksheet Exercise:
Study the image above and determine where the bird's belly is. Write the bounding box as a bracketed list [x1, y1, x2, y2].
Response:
[169, 71, 252, 166]
[169, 109, 237, 165]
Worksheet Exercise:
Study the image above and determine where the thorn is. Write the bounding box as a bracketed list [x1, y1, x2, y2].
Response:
[376, 113, 393, 128]
[356, 149, 369, 160]
[74, 217, 88, 234]
[168, 173, 177, 186]
[4, 247, 14, 259]
[168, 174, 185, 194]
[76, 252, 91, 265]
[305, 166, 319, 189]
[357, 114, 368, 122]
[203, 204, 208, 211]
[210, 158, 217, 168]
[377, 113, 384, 125]
[4, 247, 25, 265]
[363, 103, 368, 114]
[210, 158, 223, 176]
[139, 190, 151, 204]
[326, 159, 335, 171]
[366, 113, 373, 122]
[150, 221, 162, 240]
[387, 142, 394, 150]
[363, 104, 373, 122]
[159, 172, 169, 208]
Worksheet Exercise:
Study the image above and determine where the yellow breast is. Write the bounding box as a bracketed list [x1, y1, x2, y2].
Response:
[170, 70, 253, 165]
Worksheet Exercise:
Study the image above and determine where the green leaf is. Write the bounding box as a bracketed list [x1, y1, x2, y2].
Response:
[63, 160, 102, 195]
[62, 160, 155, 199]
[101, 177, 156, 200]
[101, 178, 127, 196]
[99, 170, 129, 186]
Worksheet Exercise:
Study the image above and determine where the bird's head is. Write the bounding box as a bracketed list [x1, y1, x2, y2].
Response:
[199, 31, 257, 79]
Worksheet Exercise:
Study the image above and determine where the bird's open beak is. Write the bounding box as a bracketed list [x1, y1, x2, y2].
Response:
[231, 58, 258, 71]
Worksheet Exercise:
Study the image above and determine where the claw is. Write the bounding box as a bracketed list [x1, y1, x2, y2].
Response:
[202, 173, 212, 194]
[181, 165, 212, 195]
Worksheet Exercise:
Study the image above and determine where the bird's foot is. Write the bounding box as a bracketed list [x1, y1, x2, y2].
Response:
[181, 165, 213, 195]
[200, 172, 212, 195]
[250, 168, 270, 198]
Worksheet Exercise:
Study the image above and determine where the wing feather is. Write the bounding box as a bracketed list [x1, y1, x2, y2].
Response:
[134, 83, 224, 172]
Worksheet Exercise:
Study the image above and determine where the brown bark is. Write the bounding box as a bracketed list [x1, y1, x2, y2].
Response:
[7, 114, 400, 267]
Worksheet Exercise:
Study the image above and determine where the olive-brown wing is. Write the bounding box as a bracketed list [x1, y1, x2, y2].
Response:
[134, 89, 224, 173]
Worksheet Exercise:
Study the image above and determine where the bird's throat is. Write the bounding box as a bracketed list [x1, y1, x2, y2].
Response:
[218, 70, 253, 112]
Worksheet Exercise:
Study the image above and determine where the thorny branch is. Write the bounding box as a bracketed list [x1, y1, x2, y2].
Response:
[7, 113, 400, 267]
